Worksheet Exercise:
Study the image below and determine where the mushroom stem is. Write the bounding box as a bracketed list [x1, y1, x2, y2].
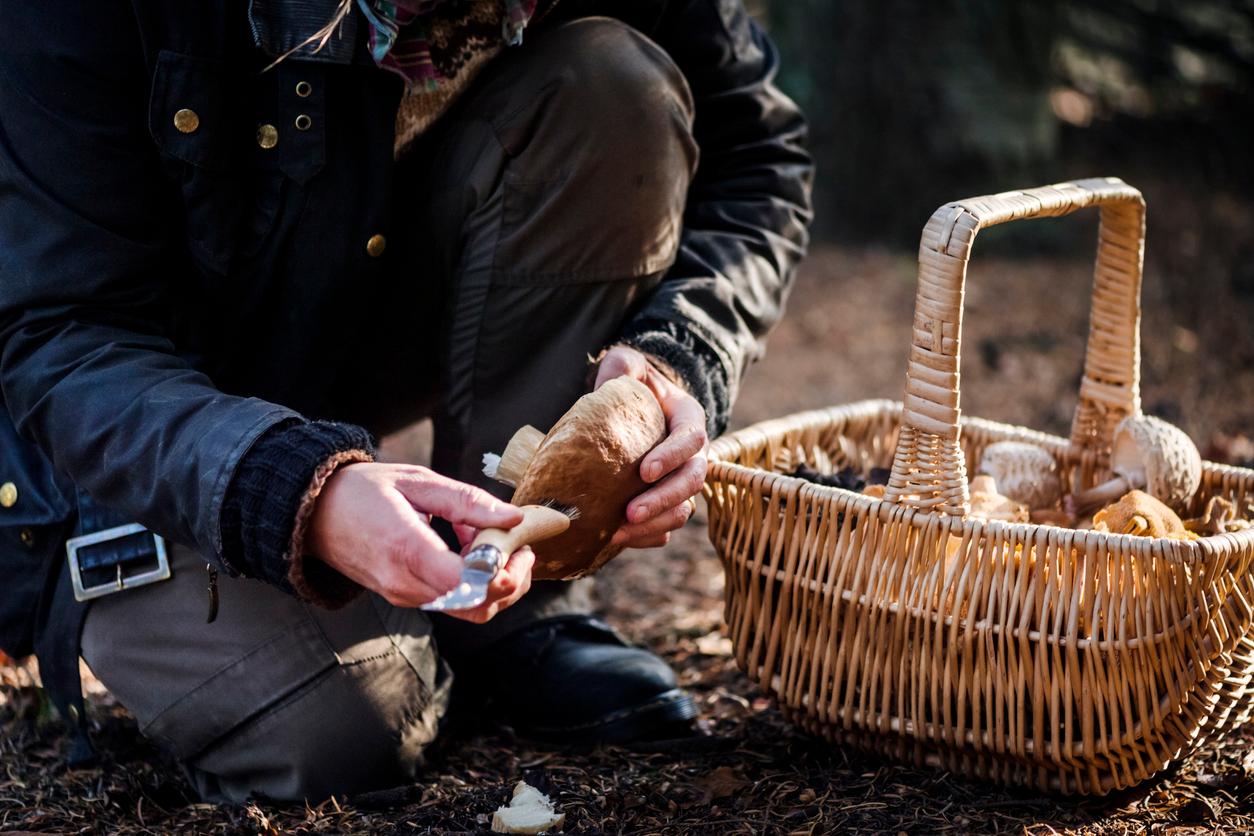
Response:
[491, 425, 546, 488]
[1072, 476, 1133, 514]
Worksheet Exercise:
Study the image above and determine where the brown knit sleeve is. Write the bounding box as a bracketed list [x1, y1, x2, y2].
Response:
[285, 449, 374, 609]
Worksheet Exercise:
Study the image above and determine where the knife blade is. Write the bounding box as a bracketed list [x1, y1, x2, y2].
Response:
[421, 503, 575, 612]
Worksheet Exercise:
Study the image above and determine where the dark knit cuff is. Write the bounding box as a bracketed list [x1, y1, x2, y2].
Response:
[619, 320, 731, 437]
[220, 419, 376, 606]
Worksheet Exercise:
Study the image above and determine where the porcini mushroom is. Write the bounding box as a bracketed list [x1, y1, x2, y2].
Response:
[1072, 415, 1202, 514]
[484, 376, 667, 580]
[967, 475, 1030, 523]
[1092, 489, 1194, 540]
[977, 441, 1062, 510]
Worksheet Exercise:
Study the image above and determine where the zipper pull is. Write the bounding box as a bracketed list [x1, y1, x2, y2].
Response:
[205, 562, 220, 624]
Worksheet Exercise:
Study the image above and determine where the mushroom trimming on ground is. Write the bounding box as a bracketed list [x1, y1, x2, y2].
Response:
[1092, 489, 1195, 540]
[483, 376, 667, 580]
[977, 441, 1062, 510]
[1072, 415, 1202, 514]
[491, 782, 565, 834]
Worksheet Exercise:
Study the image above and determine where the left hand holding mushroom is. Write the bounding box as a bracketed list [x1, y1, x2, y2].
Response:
[594, 345, 709, 549]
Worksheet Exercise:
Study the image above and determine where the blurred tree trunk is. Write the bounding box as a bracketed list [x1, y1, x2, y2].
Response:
[764, 0, 1062, 243]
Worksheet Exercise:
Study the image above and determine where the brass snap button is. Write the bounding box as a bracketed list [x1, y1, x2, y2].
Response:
[0, 482, 16, 508]
[173, 108, 200, 134]
[294, 113, 312, 131]
[295, 80, 312, 98]
[257, 123, 279, 149]
[366, 234, 387, 258]
[19, 528, 35, 548]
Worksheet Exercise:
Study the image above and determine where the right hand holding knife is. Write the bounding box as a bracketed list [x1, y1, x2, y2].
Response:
[307, 462, 536, 623]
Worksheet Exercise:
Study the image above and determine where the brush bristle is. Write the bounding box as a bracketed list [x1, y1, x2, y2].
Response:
[539, 498, 581, 521]
[494, 425, 545, 487]
[481, 453, 502, 480]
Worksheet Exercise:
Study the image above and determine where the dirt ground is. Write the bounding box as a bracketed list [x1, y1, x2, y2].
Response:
[3, 231, 1253, 834]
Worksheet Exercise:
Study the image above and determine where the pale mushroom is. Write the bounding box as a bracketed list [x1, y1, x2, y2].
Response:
[967, 474, 1030, 523]
[1092, 489, 1195, 540]
[977, 441, 1062, 510]
[1072, 415, 1202, 514]
[484, 376, 667, 580]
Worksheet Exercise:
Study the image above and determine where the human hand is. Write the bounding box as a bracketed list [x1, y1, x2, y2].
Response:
[594, 345, 709, 548]
[307, 463, 533, 622]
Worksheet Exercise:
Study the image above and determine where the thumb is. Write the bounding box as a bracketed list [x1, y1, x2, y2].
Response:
[399, 519, 465, 596]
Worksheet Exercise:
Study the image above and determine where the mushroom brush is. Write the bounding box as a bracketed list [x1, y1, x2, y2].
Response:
[1072, 415, 1202, 514]
[977, 441, 1062, 510]
[482, 376, 668, 580]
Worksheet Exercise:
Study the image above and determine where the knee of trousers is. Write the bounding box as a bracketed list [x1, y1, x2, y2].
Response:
[185, 655, 449, 803]
[532, 17, 697, 159]
[490, 17, 700, 278]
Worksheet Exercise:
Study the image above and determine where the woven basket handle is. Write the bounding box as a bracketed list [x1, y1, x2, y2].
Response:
[884, 177, 1146, 516]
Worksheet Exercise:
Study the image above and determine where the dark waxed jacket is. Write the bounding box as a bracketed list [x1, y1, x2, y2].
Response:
[0, 0, 812, 656]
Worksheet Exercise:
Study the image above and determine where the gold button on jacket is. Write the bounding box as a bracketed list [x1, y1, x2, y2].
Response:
[366, 234, 387, 258]
[257, 124, 279, 149]
[0, 482, 16, 508]
[173, 108, 200, 133]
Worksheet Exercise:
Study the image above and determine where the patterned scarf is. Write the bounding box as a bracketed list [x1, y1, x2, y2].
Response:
[254, 0, 554, 154]
[357, 0, 538, 90]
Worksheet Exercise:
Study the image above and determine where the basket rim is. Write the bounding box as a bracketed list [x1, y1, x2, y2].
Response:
[705, 399, 1254, 560]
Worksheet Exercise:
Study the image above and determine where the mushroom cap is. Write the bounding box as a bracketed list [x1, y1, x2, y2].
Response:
[511, 376, 667, 580]
[1110, 415, 1202, 511]
[1092, 489, 1192, 539]
[977, 441, 1062, 509]
[967, 475, 1030, 523]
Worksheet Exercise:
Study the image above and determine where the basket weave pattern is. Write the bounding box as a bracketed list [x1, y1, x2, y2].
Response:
[704, 179, 1254, 794]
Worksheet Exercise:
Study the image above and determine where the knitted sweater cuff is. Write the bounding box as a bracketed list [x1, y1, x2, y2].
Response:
[220, 420, 375, 608]
[619, 320, 731, 438]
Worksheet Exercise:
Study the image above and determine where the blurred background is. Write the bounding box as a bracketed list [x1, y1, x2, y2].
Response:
[737, 0, 1254, 458]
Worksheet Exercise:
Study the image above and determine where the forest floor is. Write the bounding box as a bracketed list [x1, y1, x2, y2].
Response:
[3, 230, 1254, 834]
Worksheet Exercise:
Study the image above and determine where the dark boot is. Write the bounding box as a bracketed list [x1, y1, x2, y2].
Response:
[453, 615, 697, 744]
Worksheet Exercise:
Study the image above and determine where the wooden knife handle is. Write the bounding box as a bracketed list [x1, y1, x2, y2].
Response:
[470, 504, 572, 556]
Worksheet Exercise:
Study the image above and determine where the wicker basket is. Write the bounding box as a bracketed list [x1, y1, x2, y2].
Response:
[704, 178, 1254, 795]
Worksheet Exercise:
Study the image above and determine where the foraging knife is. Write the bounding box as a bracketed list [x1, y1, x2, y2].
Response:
[421, 503, 576, 612]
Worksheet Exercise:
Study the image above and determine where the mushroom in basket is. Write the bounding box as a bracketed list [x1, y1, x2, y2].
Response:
[1091, 489, 1195, 540]
[1072, 415, 1202, 514]
[978, 441, 1062, 510]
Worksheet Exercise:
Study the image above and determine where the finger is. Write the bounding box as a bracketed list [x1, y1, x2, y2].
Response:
[616, 530, 672, 550]
[612, 500, 694, 545]
[453, 523, 478, 549]
[396, 473, 523, 530]
[627, 456, 706, 524]
[446, 547, 534, 622]
[492, 546, 535, 604]
[640, 417, 707, 483]
[594, 346, 648, 389]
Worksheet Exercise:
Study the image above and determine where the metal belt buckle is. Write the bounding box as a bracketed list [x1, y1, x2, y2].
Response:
[66, 523, 171, 602]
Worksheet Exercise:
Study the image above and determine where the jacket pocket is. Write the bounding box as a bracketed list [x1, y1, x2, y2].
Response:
[149, 51, 303, 277]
